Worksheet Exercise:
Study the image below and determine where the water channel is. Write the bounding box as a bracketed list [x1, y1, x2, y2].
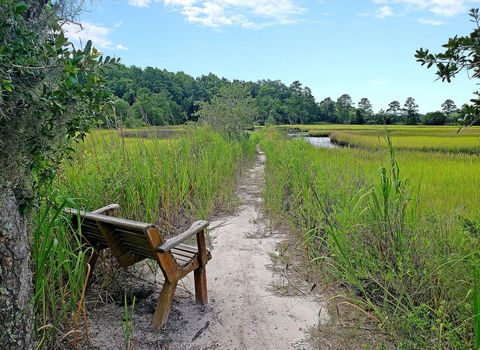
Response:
[304, 136, 337, 149]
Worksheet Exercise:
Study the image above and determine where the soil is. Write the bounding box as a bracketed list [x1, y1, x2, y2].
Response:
[79, 148, 329, 350]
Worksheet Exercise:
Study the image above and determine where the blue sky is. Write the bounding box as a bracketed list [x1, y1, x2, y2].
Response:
[66, 0, 480, 113]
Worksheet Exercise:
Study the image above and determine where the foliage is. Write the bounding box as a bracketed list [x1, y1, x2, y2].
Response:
[422, 111, 447, 125]
[336, 94, 354, 123]
[195, 84, 259, 139]
[357, 97, 373, 124]
[387, 101, 402, 124]
[403, 97, 419, 125]
[102, 64, 324, 126]
[416, 8, 480, 126]
[0, 0, 116, 204]
[131, 89, 185, 125]
[102, 63, 464, 127]
[442, 99, 458, 116]
[0, 1, 116, 348]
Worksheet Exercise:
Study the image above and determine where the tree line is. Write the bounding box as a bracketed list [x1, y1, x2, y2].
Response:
[102, 64, 468, 127]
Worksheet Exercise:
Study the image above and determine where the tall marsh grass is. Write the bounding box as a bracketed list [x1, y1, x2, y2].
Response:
[58, 127, 255, 227]
[33, 188, 90, 349]
[33, 126, 255, 348]
[261, 128, 480, 349]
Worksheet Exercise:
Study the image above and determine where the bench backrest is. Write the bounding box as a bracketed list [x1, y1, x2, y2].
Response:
[68, 208, 163, 266]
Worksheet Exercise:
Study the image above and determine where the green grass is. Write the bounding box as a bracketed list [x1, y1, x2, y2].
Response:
[57, 126, 255, 224]
[33, 126, 255, 348]
[260, 127, 480, 349]
[33, 192, 90, 349]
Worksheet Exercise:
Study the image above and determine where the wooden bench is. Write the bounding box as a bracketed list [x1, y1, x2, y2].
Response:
[66, 204, 211, 329]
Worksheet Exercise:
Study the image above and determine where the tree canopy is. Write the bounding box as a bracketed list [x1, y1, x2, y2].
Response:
[195, 83, 258, 138]
[102, 62, 463, 127]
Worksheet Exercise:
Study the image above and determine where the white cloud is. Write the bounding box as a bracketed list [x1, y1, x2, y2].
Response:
[63, 22, 128, 51]
[375, 5, 394, 17]
[128, 0, 151, 7]
[129, 0, 305, 28]
[372, 0, 480, 17]
[418, 17, 444, 24]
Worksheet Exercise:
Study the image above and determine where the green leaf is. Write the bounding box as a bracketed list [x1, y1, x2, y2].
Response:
[2, 80, 14, 92]
[84, 40, 92, 54]
[15, 1, 28, 14]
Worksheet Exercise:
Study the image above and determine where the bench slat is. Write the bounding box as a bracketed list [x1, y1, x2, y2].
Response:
[174, 244, 198, 254]
[170, 249, 196, 260]
[67, 208, 155, 231]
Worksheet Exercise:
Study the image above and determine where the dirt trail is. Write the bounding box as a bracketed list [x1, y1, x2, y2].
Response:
[85, 149, 328, 350]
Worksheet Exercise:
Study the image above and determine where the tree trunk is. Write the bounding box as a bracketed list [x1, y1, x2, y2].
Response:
[0, 187, 34, 350]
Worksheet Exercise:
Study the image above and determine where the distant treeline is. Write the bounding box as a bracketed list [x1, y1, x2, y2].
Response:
[102, 64, 469, 127]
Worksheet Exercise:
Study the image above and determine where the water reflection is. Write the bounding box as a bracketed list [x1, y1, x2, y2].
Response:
[305, 137, 337, 149]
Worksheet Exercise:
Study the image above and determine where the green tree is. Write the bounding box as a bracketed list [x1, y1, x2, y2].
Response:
[372, 109, 387, 124]
[355, 98, 373, 124]
[113, 99, 131, 126]
[284, 81, 320, 124]
[403, 97, 419, 124]
[195, 83, 258, 138]
[319, 97, 336, 123]
[441, 99, 457, 116]
[352, 109, 365, 124]
[0, 2, 114, 348]
[132, 90, 185, 125]
[416, 8, 480, 125]
[336, 94, 353, 123]
[358, 98, 373, 115]
[265, 115, 276, 126]
[386, 101, 401, 124]
[421, 111, 447, 125]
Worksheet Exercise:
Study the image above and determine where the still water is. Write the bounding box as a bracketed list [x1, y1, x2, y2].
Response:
[305, 137, 337, 149]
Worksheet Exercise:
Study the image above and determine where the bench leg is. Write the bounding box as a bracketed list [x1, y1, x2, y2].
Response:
[153, 280, 178, 329]
[194, 266, 208, 305]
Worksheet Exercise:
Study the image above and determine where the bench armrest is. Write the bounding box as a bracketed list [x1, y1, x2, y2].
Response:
[92, 204, 120, 215]
[156, 220, 209, 253]
[64, 204, 120, 216]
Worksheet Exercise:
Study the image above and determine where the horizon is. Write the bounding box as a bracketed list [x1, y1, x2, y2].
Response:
[66, 0, 479, 113]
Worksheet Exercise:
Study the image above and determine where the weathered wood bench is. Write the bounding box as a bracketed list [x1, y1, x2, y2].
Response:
[66, 204, 211, 329]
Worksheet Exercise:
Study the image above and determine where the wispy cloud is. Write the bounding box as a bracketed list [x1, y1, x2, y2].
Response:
[418, 17, 444, 25]
[375, 5, 394, 18]
[128, 0, 151, 7]
[128, 0, 305, 29]
[63, 22, 128, 51]
[371, 0, 480, 17]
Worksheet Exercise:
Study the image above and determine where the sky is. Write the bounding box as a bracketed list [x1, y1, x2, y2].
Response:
[66, 0, 480, 113]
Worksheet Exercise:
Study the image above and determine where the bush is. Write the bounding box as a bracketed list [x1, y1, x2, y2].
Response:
[422, 111, 447, 125]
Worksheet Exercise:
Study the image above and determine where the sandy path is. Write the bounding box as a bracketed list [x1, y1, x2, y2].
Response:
[85, 149, 327, 350]
[185, 149, 324, 350]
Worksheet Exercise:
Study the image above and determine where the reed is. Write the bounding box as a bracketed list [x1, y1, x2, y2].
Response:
[261, 128, 480, 349]
[33, 126, 255, 348]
